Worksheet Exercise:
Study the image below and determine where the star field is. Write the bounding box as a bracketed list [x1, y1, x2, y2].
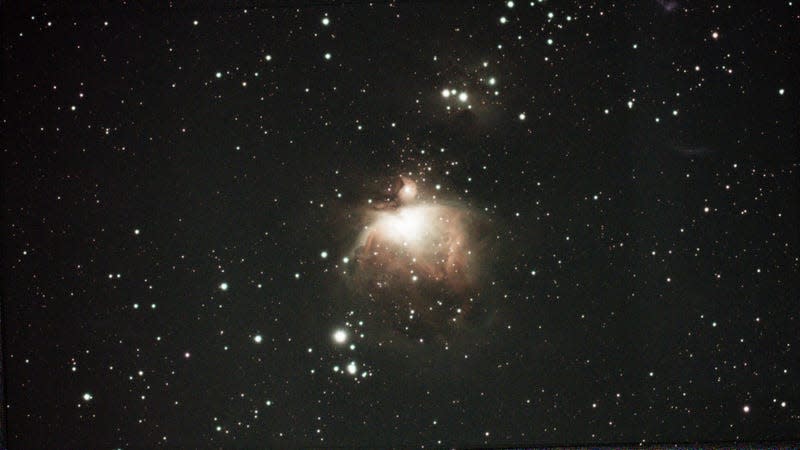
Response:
[2, 1, 799, 448]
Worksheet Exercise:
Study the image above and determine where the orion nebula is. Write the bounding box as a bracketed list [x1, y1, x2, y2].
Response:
[345, 176, 492, 342]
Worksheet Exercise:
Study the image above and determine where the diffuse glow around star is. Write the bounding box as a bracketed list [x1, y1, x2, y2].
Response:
[350, 176, 477, 290]
[335, 174, 493, 342]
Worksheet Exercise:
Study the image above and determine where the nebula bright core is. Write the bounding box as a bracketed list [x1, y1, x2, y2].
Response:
[344, 176, 488, 339]
[353, 177, 477, 287]
[355, 203, 475, 289]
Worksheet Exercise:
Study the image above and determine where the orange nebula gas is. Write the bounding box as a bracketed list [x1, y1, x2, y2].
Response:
[346, 176, 486, 338]
[356, 203, 475, 291]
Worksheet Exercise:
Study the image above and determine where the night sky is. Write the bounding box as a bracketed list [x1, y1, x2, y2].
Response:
[3, 1, 799, 448]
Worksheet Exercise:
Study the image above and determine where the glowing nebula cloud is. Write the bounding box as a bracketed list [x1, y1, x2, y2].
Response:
[355, 202, 475, 291]
[345, 176, 491, 340]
